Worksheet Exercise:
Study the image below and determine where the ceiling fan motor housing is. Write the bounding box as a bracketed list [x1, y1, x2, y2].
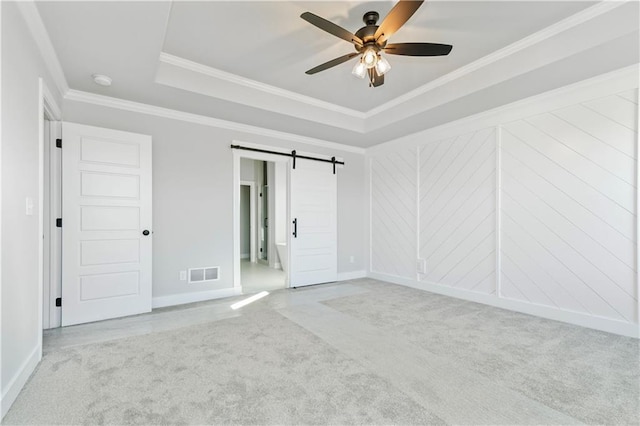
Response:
[355, 12, 386, 52]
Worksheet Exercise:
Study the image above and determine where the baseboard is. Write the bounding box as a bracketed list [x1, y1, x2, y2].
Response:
[337, 270, 367, 281]
[1, 345, 41, 420]
[152, 287, 240, 309]
[368, 271, 640, 339]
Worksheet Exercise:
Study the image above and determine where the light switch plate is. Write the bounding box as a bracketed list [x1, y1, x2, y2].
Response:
[417, 259, 426, 274]
[179, 270, 187, 281]
[25, 197, 34, 216]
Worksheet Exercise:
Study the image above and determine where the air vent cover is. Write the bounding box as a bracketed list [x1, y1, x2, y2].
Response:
[188, 266, 220, 283]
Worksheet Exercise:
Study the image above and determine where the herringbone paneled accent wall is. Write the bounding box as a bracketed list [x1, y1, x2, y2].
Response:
[369, 86, 638, 334]
[419, 128, 496, 293]
[500, 89, 637, 322]
[370, 149, 417, 278]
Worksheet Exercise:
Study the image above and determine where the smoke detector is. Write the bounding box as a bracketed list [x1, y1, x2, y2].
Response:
[92, 74, 112, 87]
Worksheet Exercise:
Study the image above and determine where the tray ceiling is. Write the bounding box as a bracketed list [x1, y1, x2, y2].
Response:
[34, 1, 638, 147]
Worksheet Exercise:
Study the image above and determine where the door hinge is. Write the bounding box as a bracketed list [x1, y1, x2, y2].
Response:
[56, 218, 62, 228]
[55, 297, 62, 307]
[56, 138, 62, 148]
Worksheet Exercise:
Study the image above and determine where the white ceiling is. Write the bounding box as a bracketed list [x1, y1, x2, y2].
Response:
[35, 1, 639, 148]
[162, 1, 592, 111]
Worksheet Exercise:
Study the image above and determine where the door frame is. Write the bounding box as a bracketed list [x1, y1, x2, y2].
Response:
[232, 142, 291, 294]
[39, 78, 62, 334]
[239, 180, 257, 263]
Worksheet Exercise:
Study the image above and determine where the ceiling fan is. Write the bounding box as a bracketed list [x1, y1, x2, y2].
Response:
[301, 0, 452, 87]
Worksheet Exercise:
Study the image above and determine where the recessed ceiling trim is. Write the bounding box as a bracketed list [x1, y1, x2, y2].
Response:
[365, 0, 639, 132]
[64, 89, 366, 155]
[155, 0, 630, 135]
[159, 52, 366, 120]
[368, 64, 639, 154]
[28, 0, 635, 146]
[363, 0, 627, 118]
[16, 0, 68, 98]
[157, 52, 366, 133]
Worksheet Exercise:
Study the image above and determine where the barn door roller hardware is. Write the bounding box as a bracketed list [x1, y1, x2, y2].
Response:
[230, 144, 344, 174]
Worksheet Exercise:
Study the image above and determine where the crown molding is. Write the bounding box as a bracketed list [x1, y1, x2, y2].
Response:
[363, 0, 628, 118]
[64, 89, 366, 155]
[160, 52, 366, 120]
[155, 0, 629, 134]
[16, 1, 68, 99]
[157, 52, 366, 132]
[24, 0, 631, 149]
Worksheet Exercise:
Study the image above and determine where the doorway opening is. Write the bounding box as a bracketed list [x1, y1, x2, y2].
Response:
[40, 79, 62, 333]
[232, 143, 339, 294]
[238, 158, 288, 294]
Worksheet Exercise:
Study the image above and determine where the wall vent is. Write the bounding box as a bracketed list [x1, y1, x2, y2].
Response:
[188, 266, 220, 283]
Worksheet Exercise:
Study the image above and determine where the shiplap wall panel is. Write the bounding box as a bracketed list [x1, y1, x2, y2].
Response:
[526, 114, 634, 185]
[502, 166, 634, 291]
[501, 181, 634, 319]
[371, 149, 417, 278]
[500, 212, 625, 320]
[504, 121, 633, 210]
[500, 232, 585, 312]
[419, 128, 496, 293]
[501, 151, 634, 268]
[554, 104, 636, 159]
[500, 126, 633, 238]
[617, 88, 638, 105]
[368, 83, 638, 335]
[584, 94, 637, 130]
[501, 248, 556, 306]
[501, 91, 637, 322]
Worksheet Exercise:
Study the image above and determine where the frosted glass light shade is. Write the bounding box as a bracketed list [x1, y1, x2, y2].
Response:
[375, 56, 391, 75]
[362, 48, 378, 69]
[352, 61, 367, 79]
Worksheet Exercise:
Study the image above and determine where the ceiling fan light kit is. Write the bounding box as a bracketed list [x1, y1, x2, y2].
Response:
[375, 55, 391, 75]
[362, 47, 378, 68]
[301, 0, 453, 88]
[351, 61, 367, 79]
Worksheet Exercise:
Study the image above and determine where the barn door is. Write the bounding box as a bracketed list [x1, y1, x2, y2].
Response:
[289, 159, 337, 287]
[61, 122, 152, 326]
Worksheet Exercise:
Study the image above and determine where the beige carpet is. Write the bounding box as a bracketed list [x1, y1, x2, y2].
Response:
[4, 279, 639, 425]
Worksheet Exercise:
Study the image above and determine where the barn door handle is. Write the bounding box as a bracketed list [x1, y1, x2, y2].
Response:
[292, 218, 297, 238]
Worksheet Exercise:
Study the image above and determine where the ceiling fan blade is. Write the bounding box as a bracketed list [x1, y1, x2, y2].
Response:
[374, 0, 424, 44]
[305, 52, 360, 75]
[368, 68, 385, 87]
[384, 42, 453, 56]
[301, 12, 363, 47]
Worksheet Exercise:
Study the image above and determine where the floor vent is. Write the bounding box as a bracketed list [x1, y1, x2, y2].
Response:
[188, 266, 220, 283]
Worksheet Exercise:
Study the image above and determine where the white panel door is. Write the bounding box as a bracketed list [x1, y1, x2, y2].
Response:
[62, 122, 152, 326]
[290, 159, 337, 287]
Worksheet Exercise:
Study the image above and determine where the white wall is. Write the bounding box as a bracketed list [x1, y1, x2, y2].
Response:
[62, 100, 368, 304]
[1, 1, 63, 417]
[368, 66, 639, 337]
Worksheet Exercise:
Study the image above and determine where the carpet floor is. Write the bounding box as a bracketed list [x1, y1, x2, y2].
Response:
[4, 279, 639, 425]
